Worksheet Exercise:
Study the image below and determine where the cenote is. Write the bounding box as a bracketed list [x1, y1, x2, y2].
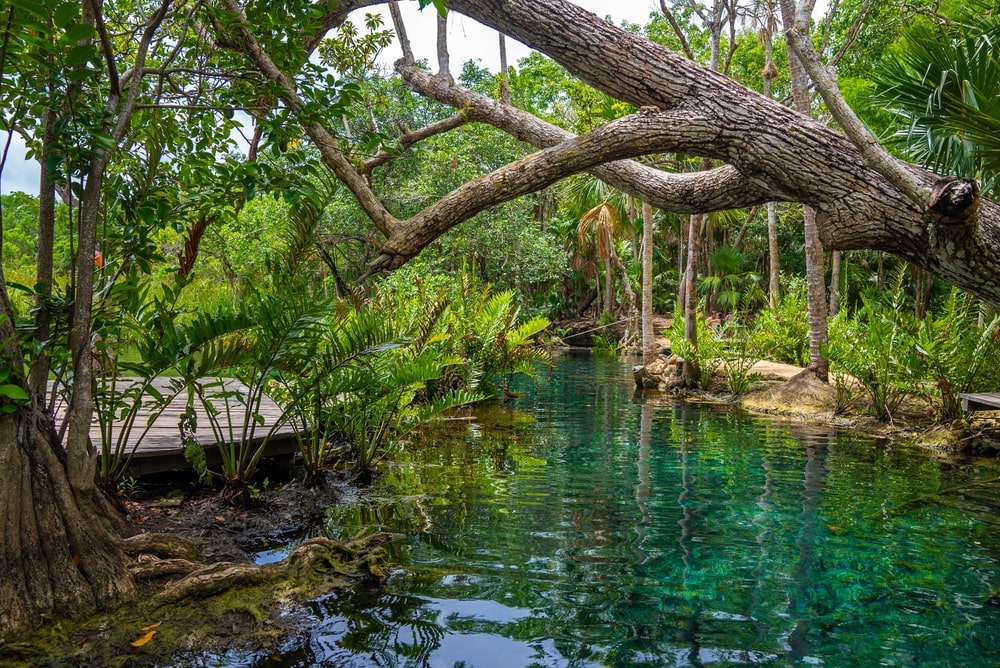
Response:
[236, 353, 998, 667]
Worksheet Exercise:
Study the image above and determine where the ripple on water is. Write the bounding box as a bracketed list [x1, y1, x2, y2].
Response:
[258, 355, 1000, 667]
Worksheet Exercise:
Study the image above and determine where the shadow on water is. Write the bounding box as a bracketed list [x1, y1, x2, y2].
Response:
[244, 352, 1000, 667]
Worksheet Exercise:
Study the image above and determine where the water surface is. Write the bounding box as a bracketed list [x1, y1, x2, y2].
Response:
[267, 353, 1000, 667]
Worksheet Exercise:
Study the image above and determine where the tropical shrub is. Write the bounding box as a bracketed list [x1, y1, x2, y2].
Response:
[716, 315, 763, 395]
[752, 277, 810, 367]
[914, 289, 1000, 421]
[824, 279, 926, 422]
[667, 305, 723, 389]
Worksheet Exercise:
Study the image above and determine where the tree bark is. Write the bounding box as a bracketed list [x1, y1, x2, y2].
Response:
[0, 406, 136, 637]
[781, 0, 829, 381]
[228, 0, 1000, 306]
[767, 201, 780, 307]
[641, 201, 657, 365]
[829, 250, 841, 316]
[28, 110, 58, 401]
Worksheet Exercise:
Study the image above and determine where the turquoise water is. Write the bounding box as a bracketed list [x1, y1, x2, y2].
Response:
[267, 353, 1000, 667]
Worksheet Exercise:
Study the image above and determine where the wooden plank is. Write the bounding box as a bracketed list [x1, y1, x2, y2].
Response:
[50, 377, 303, 476]
[960, 392, 1000, 412]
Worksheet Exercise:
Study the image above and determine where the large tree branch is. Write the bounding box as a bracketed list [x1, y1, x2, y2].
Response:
[436, 0, 1000, 305]
[373, 107, 777, 270]
[397, 61, 774, 213]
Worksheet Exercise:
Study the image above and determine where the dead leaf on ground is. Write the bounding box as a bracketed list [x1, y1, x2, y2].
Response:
[130, 630, 157, 647]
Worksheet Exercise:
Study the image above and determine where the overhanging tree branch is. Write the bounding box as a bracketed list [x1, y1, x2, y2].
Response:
[212, 0, 398, 236]
[782, 22, 929, 206]
[397, 61, 774, 212]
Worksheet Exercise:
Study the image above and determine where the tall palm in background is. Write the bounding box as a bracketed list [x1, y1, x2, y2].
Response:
[562, 176, 633, 319]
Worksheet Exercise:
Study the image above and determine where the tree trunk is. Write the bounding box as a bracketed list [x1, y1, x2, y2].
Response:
[761, 13, 781, 309]
[498, 33, 511, 104]
[0, 407, 136, 638]
[781, 0, 829, 381]
[682, 213, 705, 384]
[0, 275, 135, 638]
[641, 201, 657, 364]
[802, 206, 829, 379]
[603, 256, 613, 316]
[65, 157, 108, 492]
[677, 216, 686, 311]
[829, 250, 841, 316]
[28, 110, 58, 400]
[767, 201, 780, 307]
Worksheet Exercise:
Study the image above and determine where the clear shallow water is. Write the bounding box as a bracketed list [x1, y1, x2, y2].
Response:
[264, 352, 1000, 667]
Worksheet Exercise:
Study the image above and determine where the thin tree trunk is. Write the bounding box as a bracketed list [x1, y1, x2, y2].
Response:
[641, 201, 657, 364]
[28, 109, 58, 400]
[761, 7, 781, 308]
[603, 256, 613, 316]
[803, 207, 829, 380]
[498, 33, 511, 104]
[828, 250, 841, 316]
[781, 0, 828, 381]
[767, 201, 780, 307]
[65, 160, 106, 492]
[436, 12, 451, 80]
[682, 212, 705, 384]
[677, 217, 686, 311]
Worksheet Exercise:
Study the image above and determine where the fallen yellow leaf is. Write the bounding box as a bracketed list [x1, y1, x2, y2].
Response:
[131, 630, 157, 647]
[140, 621, 162, 632]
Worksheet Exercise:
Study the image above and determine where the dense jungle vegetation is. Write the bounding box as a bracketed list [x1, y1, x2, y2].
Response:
[1, 0, 999, 642]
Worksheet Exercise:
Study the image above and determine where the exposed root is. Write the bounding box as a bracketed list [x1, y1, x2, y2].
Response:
[283, 531, 400, 581]
[129, 555, 202, 580]
[121, 533, 201, 561]
[154, 562, 275, 607]
[128, 529, 402, 609]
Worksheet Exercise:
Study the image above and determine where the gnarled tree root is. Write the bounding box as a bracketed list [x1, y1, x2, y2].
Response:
[129, 529, 401, 608]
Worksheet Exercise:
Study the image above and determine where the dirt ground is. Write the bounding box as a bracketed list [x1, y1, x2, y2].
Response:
[124, 467, 356, 563]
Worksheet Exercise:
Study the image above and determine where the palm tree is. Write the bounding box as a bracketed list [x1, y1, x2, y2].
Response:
[562, 175, 634, 320]
[578, 200, 625, 318]
[871, 8, 1000, 194]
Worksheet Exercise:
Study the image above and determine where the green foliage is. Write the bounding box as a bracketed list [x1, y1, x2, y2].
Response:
[872, 8, 1000, 190]
[698, 245, 764, 314]
[913, 289, 1000, 421]
[0, 362, 30, 414]
[592, 333, 621, 357]
[667, 305, 721, 390]
[752, 278, 810, 367]
[824, 276, 926, 422]
[716, 316, 763, 395]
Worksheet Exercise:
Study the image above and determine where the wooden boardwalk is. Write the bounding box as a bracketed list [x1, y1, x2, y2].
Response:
[52, 378, 301, 476]
[960, 392, 1000, 413]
